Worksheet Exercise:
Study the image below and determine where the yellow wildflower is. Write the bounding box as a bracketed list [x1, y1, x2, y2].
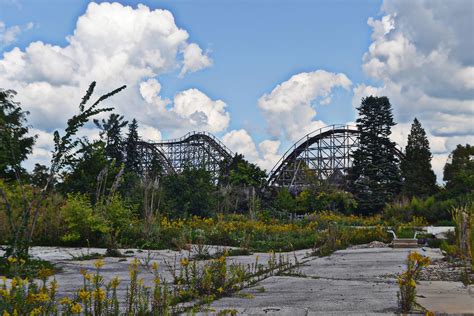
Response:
[152, 262, 159, 271]
[29, 307, 42, 316]
[79, 289, 90, 301]
[93, 288, 106, 301]
[38, 268, 53, 279]
[0, 289, 9, 298]
[70, 303, 82, 314]
[93, 259, 105, 269]
[59, 296, 72, 305]
[49, 279, 58, 292]
[110, 277, 120, 289]
[2, 311, 10, 316]
[10, 278, 17, 288]
[33, 292, 49, 302]
[7, 257, 17, 264]
[217, 287, 224, 293]
[180, 258, 189, 267]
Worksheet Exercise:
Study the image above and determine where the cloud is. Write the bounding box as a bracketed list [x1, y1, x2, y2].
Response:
[179, 43, 212, 77]
[360, 0, 474, 145]
[258, 70, 352, 142]
[138, 124, 162, 142]
[222, 129, 281, 172]
[0, 2, 220, 168]
[0, 2, 217, 131]
[0, 20, 33, 48]
[357, 0, 474, 181]
[172, 88, 229, 134]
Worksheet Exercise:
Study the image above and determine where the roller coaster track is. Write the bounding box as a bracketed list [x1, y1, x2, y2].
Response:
[267, 124, 404, 190]
[137, 126, 403, 189]
[137, 131, 233, 180]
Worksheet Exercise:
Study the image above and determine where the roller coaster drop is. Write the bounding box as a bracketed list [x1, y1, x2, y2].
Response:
[136, 124, 402, 189]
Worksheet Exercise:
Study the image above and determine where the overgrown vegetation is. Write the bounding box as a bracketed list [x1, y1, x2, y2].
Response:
[397, 252, 431, 313]
[0, 253, 300, 315]
[0, 86, 472, 313]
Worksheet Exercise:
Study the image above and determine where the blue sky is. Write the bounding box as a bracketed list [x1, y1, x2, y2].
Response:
[0, 0, 472, 179]
[1, 0, 379, 138]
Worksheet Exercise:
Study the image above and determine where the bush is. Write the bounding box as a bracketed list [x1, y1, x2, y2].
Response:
[60, 194, 108, 245]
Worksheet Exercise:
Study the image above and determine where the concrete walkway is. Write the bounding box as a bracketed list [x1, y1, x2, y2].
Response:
[3, 246, 472, 314]
[204, 247, 474, 315]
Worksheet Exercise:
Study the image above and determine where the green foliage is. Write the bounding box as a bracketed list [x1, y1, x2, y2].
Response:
[0, 89, 36, 181]
[350, 96, 401, 214]
[220, 154, 266, 188]
[0, 82, 125, 259]
[60, 140, 115, 201]
[94, 113, 128, 163]
[162, 167, 216, 218]
[97, 194, 135, 252]
[400, 118, 437, 197]
[383, 196, 452, 224]
[444, 144, 474, 198]
[274, 188, 296, 213]
[30, 163, 50, 189]
[124, 118, 140, 174]
[60, 194, 108, 244]
[296, 189, 357, 215]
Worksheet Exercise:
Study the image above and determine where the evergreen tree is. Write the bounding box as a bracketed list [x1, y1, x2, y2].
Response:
[400, 118, 437, 197]
[125, 119, 140, 173]
[350, 96, 401, 214]
[443, 144, 474, 198]
[0, 89, 36, 181]
[94, 113, 128, 162]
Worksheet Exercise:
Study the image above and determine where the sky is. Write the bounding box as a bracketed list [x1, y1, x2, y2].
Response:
[0, 0, 473, 182]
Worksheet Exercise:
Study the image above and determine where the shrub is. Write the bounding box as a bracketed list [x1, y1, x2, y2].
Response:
[60, 194, 108, 245]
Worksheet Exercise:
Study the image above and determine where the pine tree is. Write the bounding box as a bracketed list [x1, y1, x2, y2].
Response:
[400, 118, 437, 197]
[94, 113, 128, 162]
[124, 119, 140, 173]
[350, 96, 401, 214]
[0, 89, 36, 181]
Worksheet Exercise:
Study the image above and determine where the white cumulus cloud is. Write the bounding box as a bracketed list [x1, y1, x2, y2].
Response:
[180, 43, 213, 77]
[0, 20, 33, 48]
[258, 70, 352, 142]
[0, 2, 221, 168]
[359, 0, 474, 153]
[222, 129, 281, 172]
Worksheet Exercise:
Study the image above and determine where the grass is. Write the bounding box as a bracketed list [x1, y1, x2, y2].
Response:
[0, 257, 59, 279]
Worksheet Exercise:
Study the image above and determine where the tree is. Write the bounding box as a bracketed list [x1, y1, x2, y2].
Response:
[94, 113, 128, 163]
[60, 140, 114, 201]
[218, 154, 267, 214]
[124, 119, 140, 173]
[350, 96, 401, 214]
[31, 163, 50, 188]
[443, 144, 474, 198]
[0, 89, 36, 181]
[400, 118, 437, 197]
[162, 167, 216, 218]
[0, 82, 126, 258]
